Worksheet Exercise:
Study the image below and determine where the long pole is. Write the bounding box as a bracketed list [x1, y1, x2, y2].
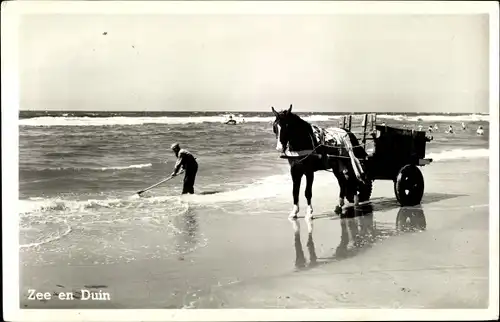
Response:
[136, 170, 184, 195]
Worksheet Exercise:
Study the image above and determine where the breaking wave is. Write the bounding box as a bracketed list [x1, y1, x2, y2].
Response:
[427, 148, 489, 161]
[49, 163, 152, 171]
[21, 164, 153, 175]
[18, 194, 192, 251]
[19, 115, 340, 126]
[18, 194, 185, 215]
[379, 114, 489, 123]
[19, 114, 489, 127]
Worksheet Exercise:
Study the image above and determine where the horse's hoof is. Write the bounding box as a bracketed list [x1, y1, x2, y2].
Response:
[289, 205, 299, 218]
[289, 209, 299, 219]
[334, 205, 342, 214]
[338, 198, 345, 207]
[354, 195, 360, 206]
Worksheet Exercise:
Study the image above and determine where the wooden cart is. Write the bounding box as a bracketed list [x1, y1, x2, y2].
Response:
[339, 114, 433, 206]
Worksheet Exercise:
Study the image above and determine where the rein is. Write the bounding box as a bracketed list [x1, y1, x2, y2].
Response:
[275, 114, 368, 175]
[288, 128, 369, 180]
[292, 130, 363, 163]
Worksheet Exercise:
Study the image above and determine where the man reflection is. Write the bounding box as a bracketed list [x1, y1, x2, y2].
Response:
[175, 208, 199, 258]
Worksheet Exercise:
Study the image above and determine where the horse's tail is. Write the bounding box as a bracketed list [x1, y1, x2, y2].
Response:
[339, 131, 366, 183]
[347, 149, 366, 182]
[346, 132, 368, 159]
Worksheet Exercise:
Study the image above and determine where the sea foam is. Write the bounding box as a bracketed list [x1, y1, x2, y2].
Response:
[427, 148, 489, 162]
[19, 114, 489, 127]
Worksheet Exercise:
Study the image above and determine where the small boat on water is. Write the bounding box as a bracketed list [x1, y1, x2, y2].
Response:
[222, 114, 244, 125]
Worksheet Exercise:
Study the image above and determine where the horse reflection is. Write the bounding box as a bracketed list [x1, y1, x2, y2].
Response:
[289, 218, 317, 270]
[396, 205, 426, 232]
[290, 204, 428, 268]
[335, 203, 375, 258]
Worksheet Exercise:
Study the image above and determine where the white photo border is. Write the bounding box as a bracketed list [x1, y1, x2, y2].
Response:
[2, 1, 499, 321]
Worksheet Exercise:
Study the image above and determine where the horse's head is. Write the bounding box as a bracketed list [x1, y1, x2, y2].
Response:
[272, 104, 294, 152]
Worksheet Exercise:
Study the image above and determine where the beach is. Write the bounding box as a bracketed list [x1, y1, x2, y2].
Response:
[18, 112, 490, 309]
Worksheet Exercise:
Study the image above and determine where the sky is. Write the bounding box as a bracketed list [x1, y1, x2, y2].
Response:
[18, 13, 489, 113]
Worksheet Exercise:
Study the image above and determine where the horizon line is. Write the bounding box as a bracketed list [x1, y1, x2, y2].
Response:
[18, 110, 490, 115]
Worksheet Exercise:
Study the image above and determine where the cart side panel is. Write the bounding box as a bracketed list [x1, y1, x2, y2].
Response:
[368, 125, 429, 180]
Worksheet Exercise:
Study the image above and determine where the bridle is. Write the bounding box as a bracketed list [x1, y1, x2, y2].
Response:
[273, 115, 318, 155]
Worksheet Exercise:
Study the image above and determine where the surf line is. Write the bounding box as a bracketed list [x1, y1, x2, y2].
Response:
[19, 220, 72, 249]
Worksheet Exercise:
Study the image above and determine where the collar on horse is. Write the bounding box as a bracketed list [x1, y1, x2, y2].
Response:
[281, 125, 340, 158]
[281, 125, 366, 183]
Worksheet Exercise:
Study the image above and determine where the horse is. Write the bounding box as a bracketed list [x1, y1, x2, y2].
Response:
[272, 104, 370, 220]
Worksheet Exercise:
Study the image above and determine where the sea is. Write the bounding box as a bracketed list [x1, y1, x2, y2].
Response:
[18, 111, 490, 268]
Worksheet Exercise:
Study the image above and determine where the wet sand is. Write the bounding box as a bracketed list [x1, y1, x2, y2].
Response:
[20, 159, 489, 309]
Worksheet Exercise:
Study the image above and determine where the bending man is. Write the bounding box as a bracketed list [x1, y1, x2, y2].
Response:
[170, 143, 198, 194]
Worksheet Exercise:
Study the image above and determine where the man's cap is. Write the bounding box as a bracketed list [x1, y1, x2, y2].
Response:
[171, 143, 180, 150]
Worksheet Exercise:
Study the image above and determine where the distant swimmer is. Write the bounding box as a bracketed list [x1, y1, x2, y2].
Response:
[476, 126, 484, 136]
[428, 125, 433, 133]
[170, 143, 198, 194]
[445, 125, 454, 134]
[461, 122, 467, 130]
[433, 124, 439, 131]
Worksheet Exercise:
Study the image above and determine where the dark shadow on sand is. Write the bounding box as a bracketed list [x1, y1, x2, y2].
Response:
[197, 190, 224, 195]
[307, 192, 465, 220]
[370, 192, 465, 213]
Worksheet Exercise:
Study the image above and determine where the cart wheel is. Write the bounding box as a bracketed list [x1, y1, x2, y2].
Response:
[394, 165, 424, 206]
[358, 179, 373, 202]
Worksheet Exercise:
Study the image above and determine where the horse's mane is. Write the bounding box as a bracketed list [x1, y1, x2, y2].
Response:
[279, 110, 317, 149]
[287, 111, 304, 122]
[282, 111, 310, 129]
[288, 112, 315, 135]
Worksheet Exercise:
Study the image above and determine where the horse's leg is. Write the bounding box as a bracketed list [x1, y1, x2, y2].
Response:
[345, 168, 359, 207]
[338, 156, 362, 207]
[304, 171, 314, 223]
[331, 163, 345, 214]
[290, 165, 303, 219]
[337, 177, 347, 213]
[344, 176, 356, 204]
[353, 186, 360, 207]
